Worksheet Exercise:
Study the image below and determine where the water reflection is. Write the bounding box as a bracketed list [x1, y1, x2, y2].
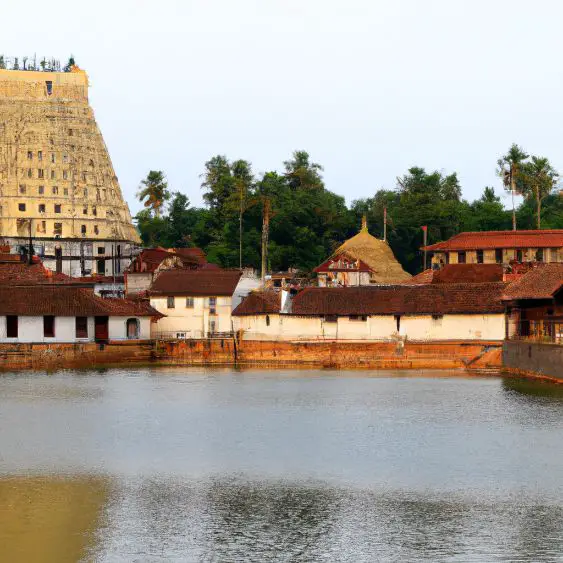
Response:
[88, 478, 563, 562]
[503, 377, 563, 399]
[0, 476, 108, 563]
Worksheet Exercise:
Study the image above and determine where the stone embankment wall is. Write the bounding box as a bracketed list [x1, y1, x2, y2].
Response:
[0, 341, 154, 371]
[0, 339, 503, 371]
[158, 339, 502, 369]
[503, 341, 563, 381]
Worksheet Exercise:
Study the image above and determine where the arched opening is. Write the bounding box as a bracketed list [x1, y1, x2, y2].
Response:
[126, 318, 140, 339]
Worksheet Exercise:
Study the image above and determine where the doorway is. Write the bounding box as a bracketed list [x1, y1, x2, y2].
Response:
[126, 318, 140, 339]
[95, 316, 109, 340]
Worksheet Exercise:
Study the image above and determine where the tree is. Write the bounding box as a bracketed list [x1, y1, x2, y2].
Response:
[519, 156, 559, 229]
[283, 150, 324, 190]
[137, 170, 170, 218]
[231, 159, 255, 269]
[497, 144, 529, 231]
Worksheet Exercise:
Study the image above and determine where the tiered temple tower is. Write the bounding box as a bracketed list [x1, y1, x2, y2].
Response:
[0, 64, 140, 276]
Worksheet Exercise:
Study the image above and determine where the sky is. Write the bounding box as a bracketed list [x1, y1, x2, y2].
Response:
[3, 0, 563, 215]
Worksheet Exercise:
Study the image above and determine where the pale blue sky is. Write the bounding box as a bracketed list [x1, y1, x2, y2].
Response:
[3, 0, 561, 214]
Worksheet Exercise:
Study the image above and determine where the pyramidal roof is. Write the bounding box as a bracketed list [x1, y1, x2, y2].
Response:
[332, 218, 411, 283]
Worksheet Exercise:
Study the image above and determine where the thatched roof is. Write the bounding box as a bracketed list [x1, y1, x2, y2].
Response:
[330, 222, 411, 283]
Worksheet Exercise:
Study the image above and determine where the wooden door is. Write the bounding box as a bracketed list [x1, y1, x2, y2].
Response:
[95, 316, 109, 340]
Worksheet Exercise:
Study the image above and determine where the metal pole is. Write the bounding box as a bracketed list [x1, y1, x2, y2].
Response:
[423, 227, 428, 270]
[383, 207, 387, 242]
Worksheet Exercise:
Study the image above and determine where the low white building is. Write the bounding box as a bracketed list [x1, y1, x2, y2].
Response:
[0, 285, 160, 343]
[233, 284, 506, 342]
[149, 268, 242, 338]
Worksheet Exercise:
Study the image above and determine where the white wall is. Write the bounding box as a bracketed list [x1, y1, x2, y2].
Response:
[0, 315, 152, 342]
[108, 316, 151, 340]
[234, 313, 506, 341]
[0, 316, 90, 343]
[150, 295, 233, 338]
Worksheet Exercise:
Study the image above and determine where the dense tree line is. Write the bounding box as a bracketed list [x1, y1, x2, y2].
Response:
[135, 147, 563, 275]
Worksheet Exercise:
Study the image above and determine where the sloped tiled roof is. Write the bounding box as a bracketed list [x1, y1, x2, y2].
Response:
[433, 264, 504, 284]
[0, 286, 161, 317]
[502, 263, 563, 301]
[232, 291, 281, 316]
[423, 230, 563, 251]
[289, 284, 505, 315]
[314, 254, 372, 273]
[149, 269, 242, 296]
[402, 269, 435, 285]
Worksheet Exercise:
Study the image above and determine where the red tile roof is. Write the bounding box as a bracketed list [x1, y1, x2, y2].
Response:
[234, 284, 505, 316]
[433, 264, 504, 284]
[402, 269, 434, 284]
[502, 263, 563, 301]
[232, 291, 281, 316]
[0, 286, 161, 317]
[128, 247, 207, 273]
[149, 269, 242, 296]
[423, 230, 563, 251]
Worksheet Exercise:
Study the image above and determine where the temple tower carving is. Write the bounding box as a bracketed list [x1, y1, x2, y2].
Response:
[0, 64, 140, 276]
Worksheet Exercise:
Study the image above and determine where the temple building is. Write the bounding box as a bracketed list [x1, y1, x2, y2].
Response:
[314, 217, 411, 286]
[0, 62, 140, 276]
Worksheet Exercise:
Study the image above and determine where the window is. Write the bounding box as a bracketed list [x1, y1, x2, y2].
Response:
[27, 151, 33, 160]
[550, 248, 559, 262]
[54, 204, 61, 213]
[38, 151, 42, 162]
[209, 320, 216, 334]
[516, 249, 523, 262]
[51, 170, 56, 179]
[52, 186, 58, 195]
[98, 247, 105, 255]
[54, 223, 62, 236]
[37, 221, 46, 233]
[38, 204, 45, 213]
[43, 315, 55, 338]
[63, 188, 68, 196]
[186, 297, 194, 308]
[167, 296, 175, 309]
[63, 154, 69, 164]
[38, 169, 44, 179]
[476, 249, 484, 264]
[92, 206, 97, 216]
[45, 81, 53, 95]
[83, 206, 88, 215]
[81, 225, 87, 235]
[68, 129, 73, 136]
[19, 184, 26, 194]
[6, 316, 18, 338]
[495, 249, 503, 264]
[27, 168, 32, 178]
[38, 185, 44, 194]
[18, 203, 26, 212]
[458, 251, 466, 264]
[51, 153, 56, 163]
[94, 225, 99, 235]
[43, 316, 55, 338]
[63, 170, 68, 180]
[209, 297, 217, 314]
[75, 317, 88, 339]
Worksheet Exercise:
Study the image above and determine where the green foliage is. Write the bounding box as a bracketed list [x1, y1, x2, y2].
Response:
[136, 152, 563, 275]
[137, 170, 170, 218]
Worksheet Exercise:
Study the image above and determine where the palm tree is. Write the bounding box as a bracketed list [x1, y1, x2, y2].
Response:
[497, 144, 529, 230]
[520, 156, 559, 229]
[137, 171, 169, 219]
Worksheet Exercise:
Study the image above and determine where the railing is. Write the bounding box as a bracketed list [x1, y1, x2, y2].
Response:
[509, 320, 563, 345]
[153, 330, 234, 341]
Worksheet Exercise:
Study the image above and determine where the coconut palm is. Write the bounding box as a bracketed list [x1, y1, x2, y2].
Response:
[520, 156, 559, 229]
[137, 170, 170, 218]
[497, 144, 529, 230]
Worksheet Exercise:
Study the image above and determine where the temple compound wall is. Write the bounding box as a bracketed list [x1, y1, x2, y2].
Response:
[0, 67, 140, 276]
